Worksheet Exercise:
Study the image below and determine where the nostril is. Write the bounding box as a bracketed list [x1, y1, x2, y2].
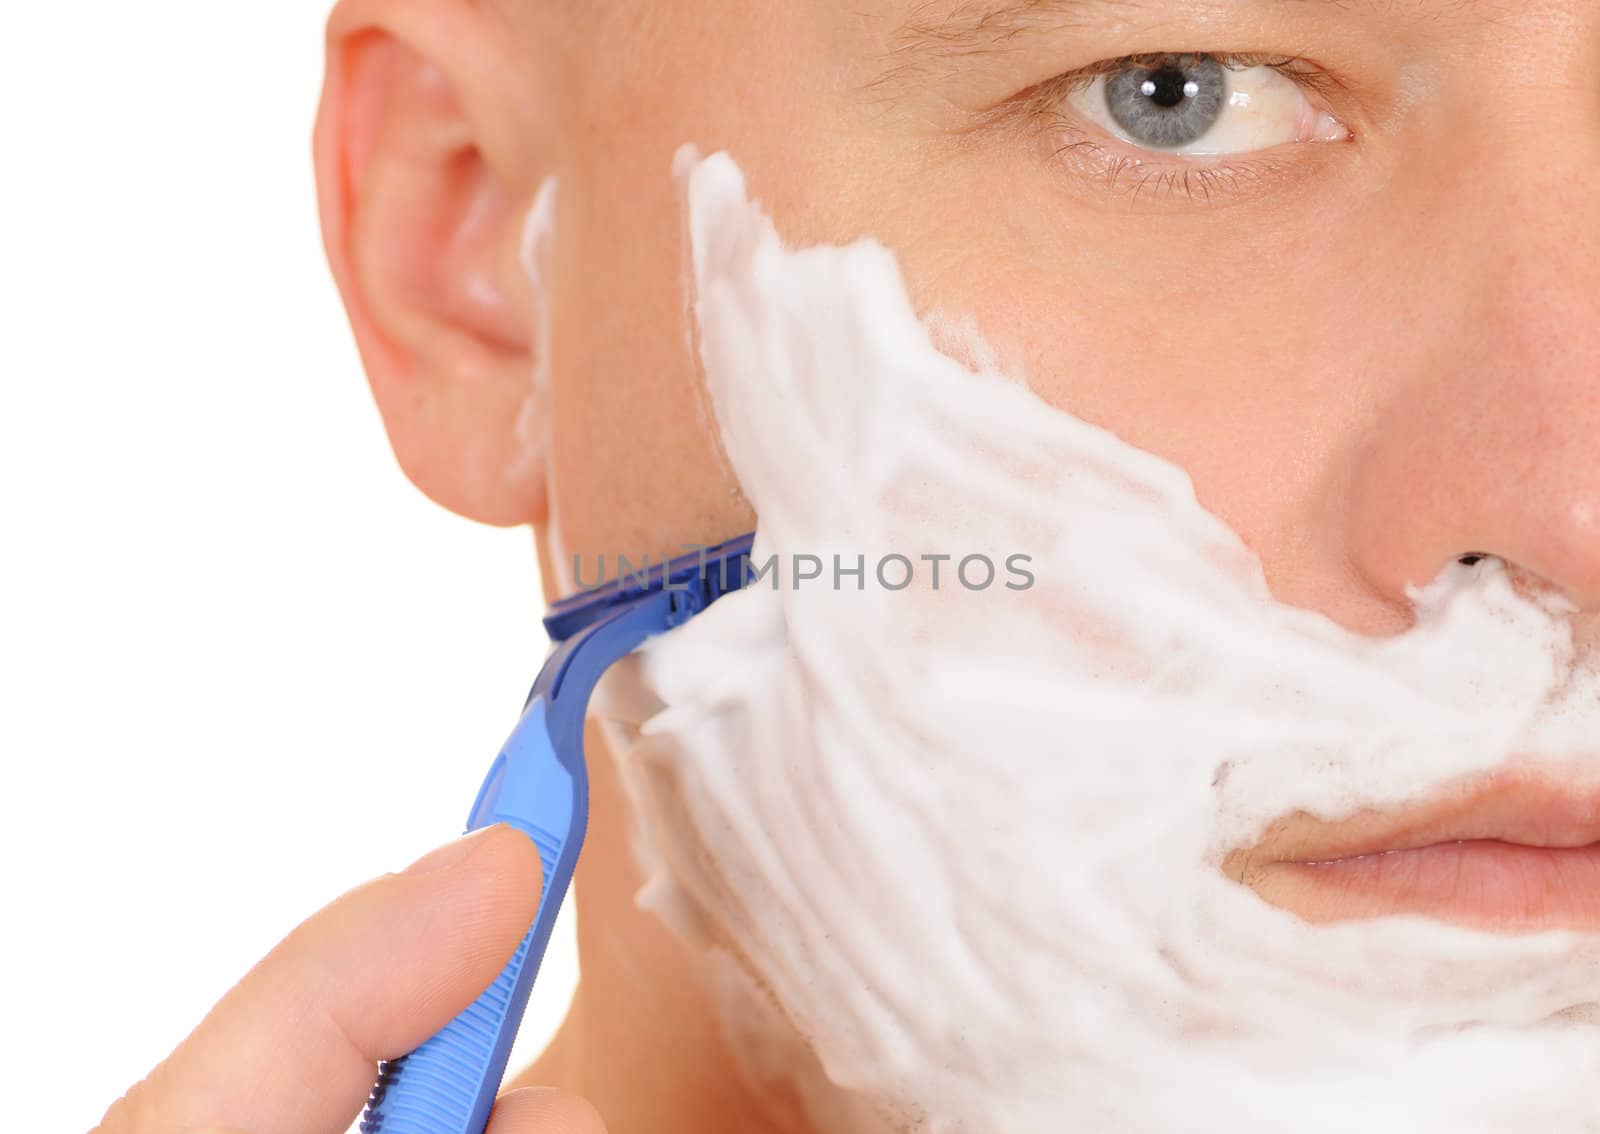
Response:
[1457, 553, 1486, 566]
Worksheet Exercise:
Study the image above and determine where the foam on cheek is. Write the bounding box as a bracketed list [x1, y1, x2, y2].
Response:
[592, 149, 1600, 1132]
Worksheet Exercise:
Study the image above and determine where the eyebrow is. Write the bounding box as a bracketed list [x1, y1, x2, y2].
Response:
[869, 0, 1128, 95]
[880, 0, 1485, 67]
[894, 0, 1107, 52]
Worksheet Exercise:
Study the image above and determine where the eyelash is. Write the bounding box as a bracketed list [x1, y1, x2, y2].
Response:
[1017, 52, 1350, 207]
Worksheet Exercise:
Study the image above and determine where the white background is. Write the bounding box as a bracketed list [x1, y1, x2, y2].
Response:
[1, 5, 577, 1130]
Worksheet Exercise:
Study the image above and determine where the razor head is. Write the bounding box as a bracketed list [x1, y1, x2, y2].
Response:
[542, 532, 757, 643]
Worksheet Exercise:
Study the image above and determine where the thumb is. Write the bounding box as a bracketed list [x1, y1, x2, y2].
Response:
[487, 1087, 609, 1134]
[96, 823, 544, 1134]
[176, 1089, 612, 1134]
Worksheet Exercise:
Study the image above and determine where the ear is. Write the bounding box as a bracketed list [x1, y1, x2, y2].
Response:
[314, 0, 551, 526]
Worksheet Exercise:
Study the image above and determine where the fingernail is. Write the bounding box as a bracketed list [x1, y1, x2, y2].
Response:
[401, 825, 502, 876]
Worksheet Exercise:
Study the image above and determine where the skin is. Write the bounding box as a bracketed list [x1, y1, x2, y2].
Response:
[101, 0, 1600, 1130]
[94, 824, 606, 1134]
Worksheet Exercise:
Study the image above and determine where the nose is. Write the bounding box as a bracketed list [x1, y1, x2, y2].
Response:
[1345, 127, 1600, 634]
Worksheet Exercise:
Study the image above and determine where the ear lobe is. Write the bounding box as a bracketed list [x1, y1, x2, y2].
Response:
[315, 21, 548, 527]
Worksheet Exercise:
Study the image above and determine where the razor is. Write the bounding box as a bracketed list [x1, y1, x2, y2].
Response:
[360, 532, 756, 1134]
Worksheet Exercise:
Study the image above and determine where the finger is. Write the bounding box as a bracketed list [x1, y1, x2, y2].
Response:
[95, 823, 543, 1134]
[488, 1086, 609, 1134]
[178, 1083, 612, 1134]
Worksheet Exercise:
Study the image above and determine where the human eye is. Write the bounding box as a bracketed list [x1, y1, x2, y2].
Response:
[1019, 52, 1353, 205]
[1064, 52, 1348, 155]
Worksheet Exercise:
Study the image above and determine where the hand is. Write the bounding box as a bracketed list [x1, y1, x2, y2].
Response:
[94, 823, 605, 1134]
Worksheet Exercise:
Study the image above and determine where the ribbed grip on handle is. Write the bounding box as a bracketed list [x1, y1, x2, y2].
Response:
[360, 824, 566, 1134]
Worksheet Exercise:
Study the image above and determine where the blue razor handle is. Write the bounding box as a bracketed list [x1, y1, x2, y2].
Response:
[360, 534, 756, 1134]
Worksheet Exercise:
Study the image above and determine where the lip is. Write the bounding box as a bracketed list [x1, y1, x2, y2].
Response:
[1224, 762, 1600, 932]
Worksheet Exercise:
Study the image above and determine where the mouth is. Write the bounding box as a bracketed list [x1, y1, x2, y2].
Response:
[1223, 763, 1600, 932]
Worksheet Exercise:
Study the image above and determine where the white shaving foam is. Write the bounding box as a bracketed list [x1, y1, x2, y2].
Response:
[588, 149, 1600, 1132]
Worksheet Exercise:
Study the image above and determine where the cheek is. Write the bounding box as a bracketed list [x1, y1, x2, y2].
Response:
[545, 165, 753, 580]
[861, 185, 1406, 596]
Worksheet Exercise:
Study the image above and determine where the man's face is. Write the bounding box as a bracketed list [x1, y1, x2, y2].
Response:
[543, 0, 1597, 615]
[534, 0, 1599, 917]
[316, 0, 1600, 1126]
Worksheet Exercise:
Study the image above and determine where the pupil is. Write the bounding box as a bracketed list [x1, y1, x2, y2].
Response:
[1105, 54, 1225, 148]
[1144, 67, 1189, 109]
